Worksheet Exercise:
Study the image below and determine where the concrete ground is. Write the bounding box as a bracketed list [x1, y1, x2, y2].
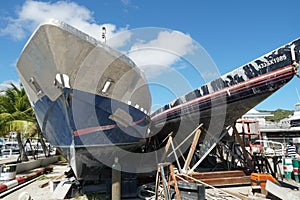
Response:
[3, 160, 300, 200]
[1, 161, 141, 200]
[2, 161, 71, 200]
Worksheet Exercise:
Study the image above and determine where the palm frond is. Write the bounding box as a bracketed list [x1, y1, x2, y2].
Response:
[3, 120, 37, 134]
[0, 82, 38, 136]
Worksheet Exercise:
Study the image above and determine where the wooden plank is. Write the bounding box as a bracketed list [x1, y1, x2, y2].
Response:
[177, 172, 251, 187]
[265, 180, 300, 200]
[221, 189, 249, 200]
[199, 176, 251, 186]
[39, 173, 66, 188]
[179, 174, 242, 199]
[187, 170, 246, 179]
[51, 180, 72, 199]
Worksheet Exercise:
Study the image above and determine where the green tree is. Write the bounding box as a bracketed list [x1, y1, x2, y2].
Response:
[0, 83, 36, 161]
[261, 109, 294, 122]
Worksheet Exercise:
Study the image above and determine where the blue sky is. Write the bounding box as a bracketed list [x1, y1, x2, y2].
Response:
[0, 0, 300, 111]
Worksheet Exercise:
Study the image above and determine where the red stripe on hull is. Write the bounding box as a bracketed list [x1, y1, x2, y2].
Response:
[73, 116, 146, 136]
[74, 125, 116, 136]
[152, 65, 295, 121]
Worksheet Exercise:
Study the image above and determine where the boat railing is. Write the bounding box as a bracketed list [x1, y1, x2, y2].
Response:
[253, 139, 285, 157]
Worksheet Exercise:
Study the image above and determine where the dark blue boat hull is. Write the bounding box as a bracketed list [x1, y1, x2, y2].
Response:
[34, 89, 148, 179]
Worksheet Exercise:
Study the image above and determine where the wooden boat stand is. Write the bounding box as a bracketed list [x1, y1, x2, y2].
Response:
[155, 163, 181, 200]
[165, 124, 203, 174]
[154, 122, 256, 199]
[154, 162, 244, 200]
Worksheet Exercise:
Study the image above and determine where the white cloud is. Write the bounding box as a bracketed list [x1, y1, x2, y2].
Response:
[120, 0, 139, 12]
[0, 0, 130, 48]
[104, 24, 132, 49]
[121, 0, 131, 6]
[0, 1, 200, 80]
[0, 80, 20, 95]
[127, 30, 197, 79]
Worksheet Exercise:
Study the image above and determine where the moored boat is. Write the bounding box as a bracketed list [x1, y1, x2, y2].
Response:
[289, 103, 300, 129]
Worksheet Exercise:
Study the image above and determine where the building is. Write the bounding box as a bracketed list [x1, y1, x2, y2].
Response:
[241, 109, 273, 127]
[241, 105, 300, 148]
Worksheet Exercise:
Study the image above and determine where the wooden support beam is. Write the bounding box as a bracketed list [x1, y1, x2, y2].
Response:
[161, 133, 173, 162]
[155, 163, 171, 200]
[169, 164, 181, 200]
[154, 166, 161, 200]
[183, 129, 201, 171]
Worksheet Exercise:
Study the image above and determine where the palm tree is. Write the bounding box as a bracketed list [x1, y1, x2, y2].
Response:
[0, 83, 36, 162]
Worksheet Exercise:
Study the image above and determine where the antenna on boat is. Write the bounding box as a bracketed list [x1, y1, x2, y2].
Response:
[102, 27, 106, 43]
